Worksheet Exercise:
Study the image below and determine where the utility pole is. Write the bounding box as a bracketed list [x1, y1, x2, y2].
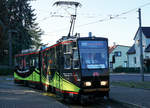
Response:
[138, 8, 144, 81]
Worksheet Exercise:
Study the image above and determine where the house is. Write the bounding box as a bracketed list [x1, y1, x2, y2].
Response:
[109, 45, 130, 69]
[127, 27, 150, 70]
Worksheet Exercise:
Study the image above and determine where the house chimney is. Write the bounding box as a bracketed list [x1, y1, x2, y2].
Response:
[89, 32, 92, 37]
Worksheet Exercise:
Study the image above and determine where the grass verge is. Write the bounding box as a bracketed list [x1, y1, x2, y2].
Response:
[111, 81, 150, 90]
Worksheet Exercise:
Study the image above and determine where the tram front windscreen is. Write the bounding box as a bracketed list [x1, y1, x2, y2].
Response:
[78, 40, 108, 70]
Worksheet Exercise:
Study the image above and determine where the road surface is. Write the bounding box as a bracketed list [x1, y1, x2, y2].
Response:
[0, 75, 134, 108]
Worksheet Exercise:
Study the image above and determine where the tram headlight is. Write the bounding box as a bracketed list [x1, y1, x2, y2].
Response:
[84, 81, 92, 87]
[100, 81, 108, 86]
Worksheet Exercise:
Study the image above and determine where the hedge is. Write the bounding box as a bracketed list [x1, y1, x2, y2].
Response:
[0, 68, 14, 75]
[113, 67, 150, 73]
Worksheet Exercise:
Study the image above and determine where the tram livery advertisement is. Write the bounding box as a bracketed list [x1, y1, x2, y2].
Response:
[14, 37, 109, 102]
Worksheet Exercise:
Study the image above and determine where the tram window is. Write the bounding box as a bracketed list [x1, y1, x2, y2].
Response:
[30, 55, 33, 67]
[49, 49, 55, 69]
[64, 44, 72, 54]
[34, 57, 38, 68]
[73, 49, 78, 60]
[73, 42, 77, 48]
[20, 56, 27, 70]
[15, 56, 20, 66]
[17, 56, 23, 69]
[32, 58, 37, 68]
[64, 54, 71, 69]
[73, 49, 79, 69]
[25, 56, 30, 68]
[73, 60, 79, 69]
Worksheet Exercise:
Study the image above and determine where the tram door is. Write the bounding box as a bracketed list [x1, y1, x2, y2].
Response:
[56, 45, 63, 91]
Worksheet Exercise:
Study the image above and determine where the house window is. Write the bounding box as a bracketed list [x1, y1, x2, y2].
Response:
[134, 57, 136, 64]
[136, 40, 140, 46]
[114, 51, 121, 57]
[146, 56, 149, 59]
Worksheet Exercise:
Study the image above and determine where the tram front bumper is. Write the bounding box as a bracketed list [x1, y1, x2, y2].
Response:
[83, 88, 109, 93]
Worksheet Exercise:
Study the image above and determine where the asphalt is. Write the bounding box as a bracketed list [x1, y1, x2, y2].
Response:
[0, 76, 68, 108]
[0, 76, 131, 108]
[1, 75, 150, 108]
[110, 81, 150, 108]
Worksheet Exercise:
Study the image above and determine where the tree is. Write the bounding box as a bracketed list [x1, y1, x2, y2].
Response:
[0, 0, 9, 65]
[6, 0, 43, 53]
[0, 0, 43, 65]
[0, 0, 8, 49]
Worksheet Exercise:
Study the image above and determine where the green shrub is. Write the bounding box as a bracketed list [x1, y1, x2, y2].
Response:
[113, 67, 140, 73]
[113, 67, 150, 73]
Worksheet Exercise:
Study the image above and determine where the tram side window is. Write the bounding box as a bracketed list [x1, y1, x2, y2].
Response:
[73, 42, 77, 48]
[49, 48, 56, 69]
[30, 58, 34, 67]
[64, 54, 71, 69]
[30, 55, 39, 68]
[19, 56, 27, 70]
[25, 55, 30, 69]
[64, 44, 72, 54]
[16, 56, 23, 69]
[73, 49, 80, 69]
[34, 56, 39, 68]
[15, 56, 20, 67]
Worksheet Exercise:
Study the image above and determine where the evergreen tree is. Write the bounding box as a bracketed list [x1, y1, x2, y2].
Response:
[0, 0, 43, 65]
[0, 0, 8, 49]
[0, 0, 9, 65]
[6, 0, 43, 54]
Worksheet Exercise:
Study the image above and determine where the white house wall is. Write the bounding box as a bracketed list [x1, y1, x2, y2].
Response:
[128, 54, 137, 67]
[134, 31, 145, 67]
[129, 30, 150, 68]
[145, 37, 150, 59]
[109, 46, 130, 69]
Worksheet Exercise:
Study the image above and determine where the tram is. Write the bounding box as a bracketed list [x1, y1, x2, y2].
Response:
[14, 1, 109, 102]
[14, 36, 109, 100]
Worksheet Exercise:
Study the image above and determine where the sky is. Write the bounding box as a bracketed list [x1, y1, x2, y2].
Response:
[30, 0, 150, 47]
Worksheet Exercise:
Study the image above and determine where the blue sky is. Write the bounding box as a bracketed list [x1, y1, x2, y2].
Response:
[31, 0, 150, 46]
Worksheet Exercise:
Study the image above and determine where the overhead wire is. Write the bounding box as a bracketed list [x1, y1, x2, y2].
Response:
[40, 1, 150, 35]
[76, 2, 150, 28]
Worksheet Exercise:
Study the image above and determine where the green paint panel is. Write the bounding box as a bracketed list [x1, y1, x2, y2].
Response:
[14, 70, 40, 82]
[14, 70, 80, 93]
[50, 72, 80, 92]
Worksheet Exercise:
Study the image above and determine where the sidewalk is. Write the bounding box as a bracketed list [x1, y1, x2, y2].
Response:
[110, 86, 150, 108]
